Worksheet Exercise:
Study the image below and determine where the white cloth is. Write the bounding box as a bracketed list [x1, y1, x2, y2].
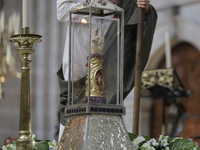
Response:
[58, 123, 65, 143]
[57, 0, 88, 81]
[57, 0, 112, 81]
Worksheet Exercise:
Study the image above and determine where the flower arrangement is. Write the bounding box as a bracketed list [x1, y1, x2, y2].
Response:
[2, 133, 200, 150]
[129, 133, 200, 150]
[2, 134, 57, 150]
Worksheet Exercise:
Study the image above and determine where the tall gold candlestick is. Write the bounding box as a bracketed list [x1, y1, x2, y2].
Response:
[11, 27, 42, 150]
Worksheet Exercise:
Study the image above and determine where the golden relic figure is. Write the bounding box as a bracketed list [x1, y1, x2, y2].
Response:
[83, 28, 106, 104]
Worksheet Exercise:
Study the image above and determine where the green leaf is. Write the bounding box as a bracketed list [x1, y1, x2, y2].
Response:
[128, 132, 137, 141]
[35, 139, 42, 142]
[35, 141, 49, 150]
[44, 140, 51, 142]
[169, 137, 183, 143]
[143, 135, 151, 141]
[170, 139, 198, 150]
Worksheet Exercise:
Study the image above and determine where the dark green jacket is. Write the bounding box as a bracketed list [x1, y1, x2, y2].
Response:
[57, 0, 157, 125]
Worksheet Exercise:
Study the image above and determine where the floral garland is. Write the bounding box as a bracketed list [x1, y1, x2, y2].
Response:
[2, 134, 57, 150]
[129, 133, 200, 150]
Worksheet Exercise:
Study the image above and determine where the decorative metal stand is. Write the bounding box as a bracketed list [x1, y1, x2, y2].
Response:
[10, 27, 42, 150]
[57, 0, 133, 149]
[58, 104, 132, 149]
[141, 68, 189, 135]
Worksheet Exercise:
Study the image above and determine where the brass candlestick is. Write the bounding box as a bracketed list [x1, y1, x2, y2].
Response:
[10, 27, 42, 150]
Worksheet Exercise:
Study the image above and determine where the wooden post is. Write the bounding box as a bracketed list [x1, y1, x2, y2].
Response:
[132, 8, 145, 135]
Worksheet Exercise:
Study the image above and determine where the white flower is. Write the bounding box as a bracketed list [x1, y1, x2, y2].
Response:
[148, 147, 155, 150]
[164, 136, 169, 140]
[159, 135, 164, 141]
[2, 143, 16, 150]
[165, 147, 170, 150]
[49, 146, 57, 150]
[48, 140, 57, 146]
[48, 140, 58, 150]
[142, 142, 150, 148]
[133, 136, 146, 145]
[148, 138, 159, 147]
[161, 139, 168, 147]
[12, 146, 16, 150]
[193, 147, 197, 150]
[32, 134, 36, 139]
[133, 145, 139, 150]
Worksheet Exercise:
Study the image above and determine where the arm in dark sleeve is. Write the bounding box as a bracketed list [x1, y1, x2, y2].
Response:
[141, 5, 157, 70]
[123, 5, 157, 98]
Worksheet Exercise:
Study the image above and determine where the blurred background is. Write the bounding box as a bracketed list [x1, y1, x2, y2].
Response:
[0, 0, 200, 147]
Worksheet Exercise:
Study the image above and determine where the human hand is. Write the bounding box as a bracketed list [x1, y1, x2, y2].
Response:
[137, 0, 150, 15]
[91, 28, 105, 54]
[109, 0, 117, 5]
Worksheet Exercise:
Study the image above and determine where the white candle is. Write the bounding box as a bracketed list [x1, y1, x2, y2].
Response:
[0, 11, 4, 32]
[165, 31, 172, 68]
[15, 13, 20, 34]
[22, 0, 29, 27]
[8, 15, 13, 34]
[6, 44, 11, 65]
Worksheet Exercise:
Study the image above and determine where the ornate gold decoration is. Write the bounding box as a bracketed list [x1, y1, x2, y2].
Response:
[83, 28, 106, 103]
[85, 57, 104, 97]
[141, 68, 188, 97]
[10, 27, 42, 150]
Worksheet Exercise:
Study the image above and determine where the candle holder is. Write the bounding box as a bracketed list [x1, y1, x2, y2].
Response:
[10, 27, 42, 150]
[141, 68, 190, 135]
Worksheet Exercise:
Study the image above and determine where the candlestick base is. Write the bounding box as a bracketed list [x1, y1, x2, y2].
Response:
[16, 139, 35, 150]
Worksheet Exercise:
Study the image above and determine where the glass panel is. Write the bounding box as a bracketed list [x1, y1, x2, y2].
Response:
[71, 14, 121, 105]
[71, 14, 90, 105]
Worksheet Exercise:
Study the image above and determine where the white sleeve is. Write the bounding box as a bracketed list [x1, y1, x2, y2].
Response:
[57, 0, 82, 22]
[58, 123, 65, 143]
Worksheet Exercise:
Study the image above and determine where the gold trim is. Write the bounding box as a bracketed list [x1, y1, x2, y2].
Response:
[85, 57, 104, 97]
